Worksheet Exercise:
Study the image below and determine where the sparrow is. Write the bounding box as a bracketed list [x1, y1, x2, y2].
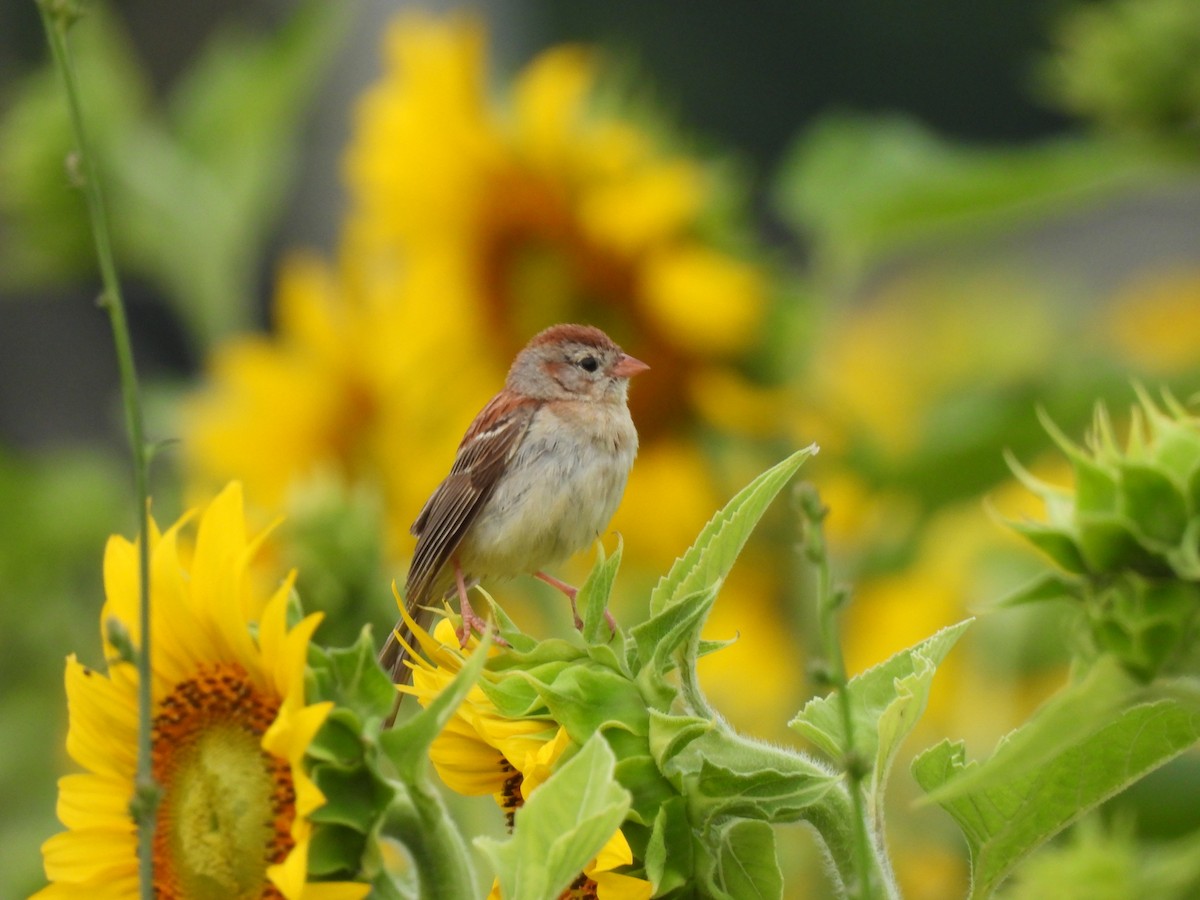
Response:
[379, 323, 648, 686]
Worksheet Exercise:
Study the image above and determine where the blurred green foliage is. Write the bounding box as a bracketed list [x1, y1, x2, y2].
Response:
[1001, 818, 1200, 900]
[0, 0, 347, 347]
[0, 447, 128, 895]
[1041, 0, 1200, 146]
[774, 114, 1178, 285]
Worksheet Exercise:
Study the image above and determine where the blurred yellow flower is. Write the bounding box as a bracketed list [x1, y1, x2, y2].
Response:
[34, 484, 366, 900]
[697, 560, 805, 740]
[1103, 268, 1200, 373]
[806, 271, 1054, 458]
[842, 467, 1070, 749]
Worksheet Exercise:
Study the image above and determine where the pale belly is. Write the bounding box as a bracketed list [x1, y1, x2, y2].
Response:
[457, 408, 636, 579]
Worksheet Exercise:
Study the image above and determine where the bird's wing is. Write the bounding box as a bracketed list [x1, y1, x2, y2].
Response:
[405, 396, 538, 605]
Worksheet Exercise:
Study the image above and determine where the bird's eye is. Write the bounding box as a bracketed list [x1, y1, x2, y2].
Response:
[578, 355, 600, 373]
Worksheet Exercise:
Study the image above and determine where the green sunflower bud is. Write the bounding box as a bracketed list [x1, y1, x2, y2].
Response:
[1008, 390, 1200, 679]
[1088, 573, 1200, 680]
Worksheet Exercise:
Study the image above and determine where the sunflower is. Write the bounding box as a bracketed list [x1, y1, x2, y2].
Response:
[34, 483, 368, 900]
[398, 611, 652, 900]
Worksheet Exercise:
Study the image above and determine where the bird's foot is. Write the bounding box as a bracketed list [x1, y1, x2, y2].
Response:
[534, 570, 618, 636]
[453, 609, 510, 649]
[455, 587, 508, 648]
[569, 606, 618, 634]
[453, 560, 508, 649]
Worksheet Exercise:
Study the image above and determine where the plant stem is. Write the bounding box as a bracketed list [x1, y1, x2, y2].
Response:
[680, 632, 719, 722]
[36, 3, 156, 897]
[799, 484, 880, 899]
[386, 781, 480, 899]
[805, 785, 900, 900]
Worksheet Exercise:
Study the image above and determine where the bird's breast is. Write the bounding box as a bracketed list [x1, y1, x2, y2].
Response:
[458, 402, 638, 578]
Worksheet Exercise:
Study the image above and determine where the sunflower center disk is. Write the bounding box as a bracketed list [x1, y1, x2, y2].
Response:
[152, 664, 294, 900]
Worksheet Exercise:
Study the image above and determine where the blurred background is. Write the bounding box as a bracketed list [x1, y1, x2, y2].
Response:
[3, 0, 1199, 896]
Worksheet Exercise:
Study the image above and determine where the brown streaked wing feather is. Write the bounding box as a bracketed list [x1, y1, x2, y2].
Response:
[404, 397, 538, 606]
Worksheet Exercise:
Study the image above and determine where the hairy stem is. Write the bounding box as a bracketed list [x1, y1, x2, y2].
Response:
[805, 784, 900, 900]
[35, 2, 156, 896]
[387, 780, 480, 898]
[680, 632, 719, 722]
[799, 484, 882, 899]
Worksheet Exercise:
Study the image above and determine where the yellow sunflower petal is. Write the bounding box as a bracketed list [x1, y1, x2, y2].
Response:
[30, 872, 140, 900]
[298, 879, 373, 900]
[40, 827, 134, 883]
[516, 726, 572, 798]
[258, 577, 319, 701]
[587, 829, 653, 899]
[427, 716, 511, 795]
[144, 518, 211, 690]
[593, 869, 655, 900]
[99, 534, 139, 644]
[191, 482, 248, 612]
[56, 773, 130, 831]
[63, 657, 136, 779]
[590, 827, 634, 871]
[264, 701, 334, 817]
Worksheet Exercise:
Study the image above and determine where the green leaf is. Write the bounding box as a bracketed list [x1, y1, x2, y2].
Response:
[705, 819, 783, 900]
[919, 659, 1139, 805]
[380, 631, 491, 783]
[1168, 517, 1200, 580]
[309, 763, 393, 830]
[631, 585, 719, 682]
[670, 730, 836, 826]
[614, 752, 680, 826]
[1004, 449, 1076, 525]
[649, 447, 816, 615]
[1119, 461, 1189, 546]
[1006, 520, 1089, 575]
[484, 595, 542, 653]
[648, 709, 713, 772]
[1140, 390, 1200, 485]
[479, 734, 631, 900]
[531, 663, 650, 744]
[386, 777, 478, 899]
[1000, 817, 1200, 900]
[791, 621, 971, 773]
[1076, 513, 1160, 573]
[998, 572, 1083, 607]
[644, 797, 695, 894]
[306, 822, 369, 877]
[577, 536, 623, 644]
[307, 710, 366, 766]
[310, 627, 397, 725]
[913, 674, 1200, 899]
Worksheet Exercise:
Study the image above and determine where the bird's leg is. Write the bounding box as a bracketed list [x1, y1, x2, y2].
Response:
[535, 570, 617, 633]
[453, 559, 491, 647]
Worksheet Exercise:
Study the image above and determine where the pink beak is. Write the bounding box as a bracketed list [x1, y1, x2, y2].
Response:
[611, 353, 650, 378]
